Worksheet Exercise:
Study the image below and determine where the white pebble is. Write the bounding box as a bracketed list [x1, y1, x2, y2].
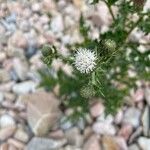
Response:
[0, 114, 15, 128]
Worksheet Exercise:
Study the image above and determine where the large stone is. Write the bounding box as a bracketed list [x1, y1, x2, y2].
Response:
[26, 137, 67, 150]
[65, 127, 83, 147]
[12, 81, 37, 95]
[83, 135, 101, 150]
[138, 137, 150, 150]
[145, 88, 150, 106]
[122, 107, 141, 128]
[0, 126, 16, 141]
[26, 92, 61, 136]
[102, 136, 119, 150]
[12, 58, 29, 81]
[142, 106, 150, 136]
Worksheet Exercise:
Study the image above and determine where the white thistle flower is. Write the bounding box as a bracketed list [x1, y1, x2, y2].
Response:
[74, 48, 97, 74]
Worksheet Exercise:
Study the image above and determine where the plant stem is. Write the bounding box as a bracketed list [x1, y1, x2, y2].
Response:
[125, 13, 145, 42]
[103, 0, 115, 21]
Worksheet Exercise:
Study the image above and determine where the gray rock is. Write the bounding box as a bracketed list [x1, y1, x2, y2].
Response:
[60, 117, 73, 130]
[142, 106, 150, 136]
[0, 92, 4, 103]
[12, 81, 37, 95]
[145, 88, 150, 106]
[6, 13, 16, 23]
[12, 58, 29, 81]
[65, 127, 83, 147]
[138, 137, 150, 150]
[92, 121, 116, 135]
[50, 15, 64, 33]
[0, 69, 10, 83]
[129, 144, 140, 150]
[26, 137, 67, 150]
[123, 107, 141, 128]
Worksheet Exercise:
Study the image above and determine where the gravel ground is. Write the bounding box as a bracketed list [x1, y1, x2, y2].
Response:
[0, 0, 150, 149]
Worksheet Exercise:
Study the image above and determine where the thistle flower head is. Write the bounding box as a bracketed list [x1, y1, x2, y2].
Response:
[74, 48, 97, 74]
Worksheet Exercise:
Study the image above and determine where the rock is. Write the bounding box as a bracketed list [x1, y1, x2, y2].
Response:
[0, 143, 9, 150]
[7, 139, 25, 149]
[145, 87, 150, 106]
[138, 137, 150, 150]
[32, 3, 41, 12]
[122, 107, 141, 128]
[4, 92, 16, 102]
[60, 116, 73, 130]
[14, 127, 29, 143]
[133, 88, 144, 102]
[102, 135, 119, 150]
[65, 127, 83, 147]
[83, 135, 101, 150]
[114, 110, 123, 124]
[12, 81, 37, 95]
[0, 69, 10, 83]
[60, 145, 81, 150]
[19, 20, 31, 32]
[92, 121, 116, 135]
[0, 126, 16, 141]
[129, 144, 140, 150]
[12, 58, 29, 81]
[0, 92, 4, 103]
[0, 114, 15, 128]
[90, 102, 104, 118]
[49, 129, 64, 139]
[129, 127, 143, 144]
[142, 106, 149, 136]
[8, 144, 18, 150]
[0, 52, 6, 63]
[115, 137, 128, 150]
[83, 127, 93, 141]
[77, 118, 85, 130]
[50, 15, 64, 33]
[8, 31, 27, 49]
[26, 137, 67, 150]
[26, 92, 61, 136]
[118, 124, 133, 140]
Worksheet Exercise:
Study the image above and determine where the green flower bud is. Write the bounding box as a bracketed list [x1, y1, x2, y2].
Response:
[41, 45, 57, 57]
[104, 39, 116, 50]
[80, 85, 96, 99]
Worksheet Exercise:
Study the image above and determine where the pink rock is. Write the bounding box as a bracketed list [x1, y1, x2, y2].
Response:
[115, 136, 128, 150]
[49, 129, 64, 139]
[133, 88, 144, 102]
[83, 135, 101, 150]
[0, 143, 9, 150]
[0, 127, 16, 141]
[90, 102, 104, 118]
[118, 124, 133, 140]
[7, 139, 25, 150]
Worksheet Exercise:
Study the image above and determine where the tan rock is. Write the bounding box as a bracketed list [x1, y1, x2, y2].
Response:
[26, 91, 61, 136]
[7, 139, 25, 150]
[83, 135, 101, 150]
[8, 144, 18, 150]
[102, 135, 119, 150]
[14, 127, 29, 143]
[0, 143, 9, 150]
[0, 126, 16, 141]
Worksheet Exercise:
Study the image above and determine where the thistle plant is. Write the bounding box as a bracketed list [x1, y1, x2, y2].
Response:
[39, 0, 150, 119]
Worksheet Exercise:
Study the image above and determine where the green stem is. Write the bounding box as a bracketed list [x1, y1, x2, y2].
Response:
[103, 0, 115, 21]
[125, 13, 145, 42]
